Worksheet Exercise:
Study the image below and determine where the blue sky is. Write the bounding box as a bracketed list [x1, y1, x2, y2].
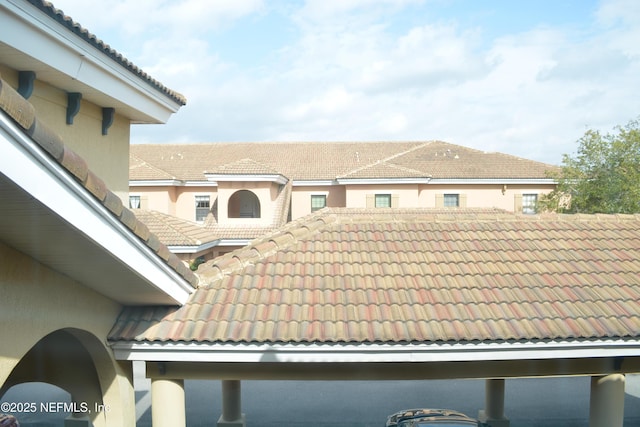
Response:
[50, 0, 640, 164]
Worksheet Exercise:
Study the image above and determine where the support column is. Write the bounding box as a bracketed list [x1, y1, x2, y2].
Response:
[478, 379, 510, 427]
[218, 380, 246, 427]
[589, 374, 625, 427]
[151, 379, 186, 427]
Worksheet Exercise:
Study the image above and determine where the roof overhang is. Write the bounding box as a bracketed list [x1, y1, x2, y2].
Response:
[292, 180, 336, 186]
[169, 240, 221, 254]
[129, 180, 217, 187]
[428, 178, 557, 185]
[205, 174, 289, 185]
[0, 0, 182, 123]
[130, 179, 186, 187]
[217, 238, 251, 247]
[111, 339, 640, 379]
[1, 110, 193, 304]
[112, 339, 640, 364]
[337, 178, 432, 185]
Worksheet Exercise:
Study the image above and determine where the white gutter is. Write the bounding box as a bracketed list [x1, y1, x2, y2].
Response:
[168, 240, 221, 254]
[217, 239, 251, 247]
[292, 180, 337, 186]
[130, 179, 186, 187]
[205, 174, 289, 185]
[337, 178, 432, 185]
[1, 111, 193, 304]
[429, 178, 557, 185]
[111, 339, 640, 363]
[129, 180, 217, 187]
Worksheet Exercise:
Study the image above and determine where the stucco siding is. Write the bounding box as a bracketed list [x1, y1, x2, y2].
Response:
[0, 241, 135, 426]
[0, 64, 130, 202]
[291, 185, 346, 219]
[0, 241, 122, 381]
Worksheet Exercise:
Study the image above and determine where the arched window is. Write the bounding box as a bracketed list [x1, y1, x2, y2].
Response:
[228, 190, 261, 218]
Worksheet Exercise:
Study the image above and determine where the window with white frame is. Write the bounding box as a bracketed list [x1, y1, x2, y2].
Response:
[311, 194, 327, 212]
[375, 194, 392, 208]
[522, 194, 538, 214]
[129, 195, 141, 209]
[195, 195, 210, 222]
[443, 194, 460, 207]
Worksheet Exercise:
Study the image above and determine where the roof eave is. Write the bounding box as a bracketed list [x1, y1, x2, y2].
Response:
[111, 339, 640, 364]
[428, 178, 557, 185]
[1, 0, 182, 123]
[130, 179, 187, 187]
[168, 240, 221, 254]
[205, 174, 289, 185]
[336, 177, 432, 185]
[1, 111, 193, 305]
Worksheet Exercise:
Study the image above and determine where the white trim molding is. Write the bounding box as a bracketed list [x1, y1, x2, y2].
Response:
[205, 174, 289, 185]
[1, 0, 182, 123]
[1, 111, 193, 304]
[111, 339, 640, 364]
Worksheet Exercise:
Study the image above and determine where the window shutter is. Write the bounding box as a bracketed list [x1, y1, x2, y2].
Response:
[141, 196, 149, 209]
[366, 194, 375, 208]
[459, 194, 467, 208]
[514, 194, 523, 213]
[391, 194, 400, 208]
[435, 194, 444, 208]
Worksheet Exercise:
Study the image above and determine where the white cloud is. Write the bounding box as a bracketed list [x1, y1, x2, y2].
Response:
[50, 0, 640, 164]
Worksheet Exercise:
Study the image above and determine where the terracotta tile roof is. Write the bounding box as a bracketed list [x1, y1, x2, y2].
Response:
[0, 73, 198, 289]
[28, 0, 186, 106]
[207, 158, 284, 176]
[130, 141, 558, 183]
[130, 154, 177, 181]
[109, 208, 640, 344]
[132, 210, 218, 246]
[339, 161, 428, 180]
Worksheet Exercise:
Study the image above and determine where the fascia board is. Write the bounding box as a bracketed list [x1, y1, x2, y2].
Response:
[205, 174, 288, 185]
[185, 180, 217, 187]
[2, 0, 180, 122]
[130, 180, 186, 187]
[428, 178, 558, 185]
[111, 339, 640, 363]
[292, 180, 337, 186]
[168, 240, 221, 254]
[1, 112, 193, 304]
[336, 178, 432, 185]
[217, 239, 251, 246]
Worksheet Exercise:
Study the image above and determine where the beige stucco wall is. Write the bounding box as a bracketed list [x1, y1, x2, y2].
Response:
[131, 186, 179, 214]
[131, 182, 556, 225]
[0, 242, 135, 426]
[424, 184, 555, 210]
[345, 184, 420, 208]
[216, 181, 280, 226]
[291, 186, 346, 219]
[175, 187, 218, 222]
[1, 65, 131, 203]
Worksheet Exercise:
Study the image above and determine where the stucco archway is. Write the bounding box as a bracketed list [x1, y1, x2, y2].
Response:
[228, 190, 261, 218]
[0, 328, 132, 427]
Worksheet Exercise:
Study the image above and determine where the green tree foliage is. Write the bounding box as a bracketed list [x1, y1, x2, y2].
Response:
[540, 118, 640, 214]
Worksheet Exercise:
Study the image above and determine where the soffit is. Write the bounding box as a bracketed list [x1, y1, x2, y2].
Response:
[0, 73, 197, 304]
[0, 173, 180, 304]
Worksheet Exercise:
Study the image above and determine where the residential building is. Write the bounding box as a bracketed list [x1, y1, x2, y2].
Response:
[129, 141, 558, 260]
